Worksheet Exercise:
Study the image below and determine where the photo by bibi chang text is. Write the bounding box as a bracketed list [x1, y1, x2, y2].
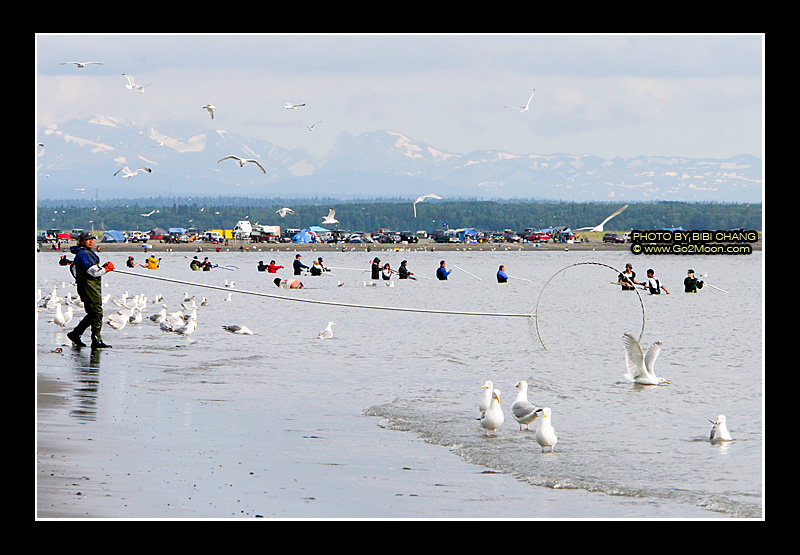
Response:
[629, 230, 758, 255]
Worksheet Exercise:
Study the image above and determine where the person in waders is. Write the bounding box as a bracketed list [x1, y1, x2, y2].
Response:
[66, 231, 115, 349]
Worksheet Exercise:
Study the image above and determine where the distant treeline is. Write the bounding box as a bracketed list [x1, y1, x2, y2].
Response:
[37, 197, 763, 234]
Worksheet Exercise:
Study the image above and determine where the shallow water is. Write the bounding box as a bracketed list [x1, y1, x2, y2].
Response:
[36, 247, 762, 518]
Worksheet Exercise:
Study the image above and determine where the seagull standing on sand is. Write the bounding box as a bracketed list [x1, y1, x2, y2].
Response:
[122, 73, 149, 93]
[576, 204, 629, 232]
[709, 415, 732, 442]
[61, 61, 102, 68]
[317, 321, 337, 339]
[511, 380, 540, 430]
[284, 101, 305, 109]
[413, 193, 443, 217]
[202, 104, 215, 119]
[114, 166, 152, 179]
[276, 207, 296, 217]
[534, 407, 558, 452]
[622, 332, 670, 385]
[505, 88, 536, 112]
[322, 208, 339, 225]
[479, 389, 504, 436]
[217, 155, 267, 173]
[51, 303, 67, 329]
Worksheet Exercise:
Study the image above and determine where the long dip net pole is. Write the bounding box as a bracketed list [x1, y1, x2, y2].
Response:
[115, 261, 646, 351]
[113, 269, 536, 319]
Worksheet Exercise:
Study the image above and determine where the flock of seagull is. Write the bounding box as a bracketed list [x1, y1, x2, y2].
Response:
[54, 60, 484, 222]
[38, 280, 340, 342]
[476, 332, 732, 449]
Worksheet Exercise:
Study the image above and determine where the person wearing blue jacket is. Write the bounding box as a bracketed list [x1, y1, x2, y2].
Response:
[293, 254, 309, 275]
[66, 231, 114, 349]
[497, 264, 509, 283]
[436, 260, 451, 280]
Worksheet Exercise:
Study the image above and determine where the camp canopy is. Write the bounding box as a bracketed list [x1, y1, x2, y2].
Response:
[291, 229, 318, 243]
[101, 230, 125, 243]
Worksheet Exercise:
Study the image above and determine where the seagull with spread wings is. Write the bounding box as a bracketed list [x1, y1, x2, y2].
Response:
[576, 204, 629, 232]
[505, 88, 536, 112]
[412, 193, 443, 217]
[217, 155, 266, 173]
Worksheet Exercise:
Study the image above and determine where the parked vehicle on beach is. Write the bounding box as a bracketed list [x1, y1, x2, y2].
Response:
[603, 233, 625, 243]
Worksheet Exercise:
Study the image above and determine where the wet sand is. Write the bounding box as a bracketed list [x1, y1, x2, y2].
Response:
[37, 341, 658, 519]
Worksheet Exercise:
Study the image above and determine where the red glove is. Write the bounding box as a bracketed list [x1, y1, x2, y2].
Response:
[102, 261, 115, 272]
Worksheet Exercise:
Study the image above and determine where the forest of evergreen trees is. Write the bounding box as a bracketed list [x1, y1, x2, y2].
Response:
[37, 197, 763, 234]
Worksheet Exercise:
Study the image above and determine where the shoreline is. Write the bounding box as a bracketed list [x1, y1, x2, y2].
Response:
[37, 238, 763, 255]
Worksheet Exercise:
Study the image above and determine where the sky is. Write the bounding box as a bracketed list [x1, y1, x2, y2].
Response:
[36, 34, 764, 161]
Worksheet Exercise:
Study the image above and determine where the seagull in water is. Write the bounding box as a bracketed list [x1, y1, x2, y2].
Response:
[114, 166, 152, 179]
[322, 208, 339, 225]
[122, 73, 149, 94]
[276, 207, 296, 218]
[217, 155, 266, 173]
[222, 325, 253, 335]
[317, 321, 337, 339]
[202, 104, 215, 119]
[709, 415, 732, 442]
[511, 380, 540, 430]
[61, 61, 103, 68]
[622, 332, 670, 385]
[575, 204, 629, 232]
[413, 193, 443, 217]
[534, 407, 558, 452]
[284, 100, 305, 109]
[479, 389, 504, 436]
[479, 380, 494, 416]
[505, 88, 536, 112]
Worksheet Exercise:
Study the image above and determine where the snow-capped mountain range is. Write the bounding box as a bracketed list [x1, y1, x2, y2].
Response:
[36, 116, 762, 202]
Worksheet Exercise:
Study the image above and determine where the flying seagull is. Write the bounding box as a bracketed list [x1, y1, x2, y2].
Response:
[61, 61, 103, 68]
[575, 204, 629, 232]
[122, 73, 149, 94]
[322, 208, 339, 225]
[217, 155, 266, 173]
[505, 88, 536, 112]
[113, 166, 152, 179]
[413, 193, 443, 217]
[306, 121, 322, 131]
[202, 104, 215, 119]
[140, 209, 159, 217]
[276, 207, 296, 218]
[284, 101, 306, 109]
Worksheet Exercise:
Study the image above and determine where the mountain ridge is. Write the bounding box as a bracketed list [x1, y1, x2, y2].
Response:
[37, 117, 762, 202]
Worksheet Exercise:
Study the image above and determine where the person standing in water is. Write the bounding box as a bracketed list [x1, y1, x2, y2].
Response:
[496, 265, 509, 283]
[683, 269, 705, 293]
[66, 231, 114, 349]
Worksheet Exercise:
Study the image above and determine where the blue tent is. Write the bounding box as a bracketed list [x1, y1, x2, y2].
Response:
[307, 226, 330, 233]
[168, 227, 187, 235]
[101, 230, 125, 243]
[291, 229, 317, 243]
[457, 228, 479, 242]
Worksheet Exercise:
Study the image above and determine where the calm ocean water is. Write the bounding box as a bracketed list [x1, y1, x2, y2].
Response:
[36, 247, 763, 518]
